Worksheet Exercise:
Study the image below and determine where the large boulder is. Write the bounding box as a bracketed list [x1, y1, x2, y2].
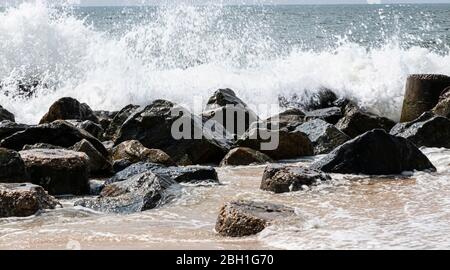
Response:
[71, 139, 112, 174]
[215, 200, 295, 237]
[19, 149, 90, 195]
[0, 148, 28, 182]
[220, 147, 274, 166]
[312, 129, 436, 175]
[261, 164, 331, 193]
[103, 104, 139, 141]
[115, 100, 231, 165]
[0, 183, 61, 218]
[0, 121, 29, 141]
[432, 87, 450, 118]
[400, 74, 450, 122]
[278, 88, 339, 111]
[237, 127, 314, 160]
[106, 162, 219, 185]
[304, 107, 343, 125]
[202, 89, 259, 138]
[112, 140, 175, 166]
[390, 112, 450, 149]
[75, 171, 179, 214]
[335, 104, 396, 138]
[0, 120, 108, 157]
[67, 120, 104, 140]
[0, 105, 15, 122]
[39, 97, 99, 124]
[296, 119, 350, 154]
[94, 110, 118, 131]
[262, 108, 305, 130]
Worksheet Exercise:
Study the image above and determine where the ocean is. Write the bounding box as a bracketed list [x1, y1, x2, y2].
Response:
[1, 1, 450, 250]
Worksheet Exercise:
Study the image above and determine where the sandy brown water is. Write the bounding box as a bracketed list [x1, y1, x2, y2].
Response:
[1, 148, 450, 250]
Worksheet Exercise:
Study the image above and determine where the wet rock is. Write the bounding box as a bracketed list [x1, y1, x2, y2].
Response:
[67, 120, 104, 140]
[215, 200, 295, 237]
[39, 97, 99, 124]
[106, 162, 219, 185]
[0, 121, 29, 141]
[112, 159, 133, 173]
[202, 89, 259, 138]
[296, 119, 350, 154]
[390, 112, 450, 149]
[0, 120, 108, 158]
[112, 140, 175, 166]
[0, 148, 28, 183]
[261, 164, 331, 193]
[401, 74, 450, 122]
[94, 110, 118, 131]
[115, 100, 231, 165]
[220, 147, 274, 166]
[22, 143, 63, 150]
[0, 105, 15, 122]
[279, 88, 339, 111]
[70, 139, 112, 174]
[103, 104, 139, 141]
[335, 104, 396, 138]
[75, 171, 179, 214]
[312, 129, 436, 175]
[304, 107, 343, 124]
[102, 140, 114, 153]
[88, 180, 105, 196]
[237, 127, 314, 160]
[0, 183, 61, 218]
[19, 149, 90, 195]
[432, 87, 450, 118]
[262, 108, 305, 130]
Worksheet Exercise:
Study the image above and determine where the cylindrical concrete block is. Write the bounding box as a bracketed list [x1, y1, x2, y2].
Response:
[400, 74, 450, 122]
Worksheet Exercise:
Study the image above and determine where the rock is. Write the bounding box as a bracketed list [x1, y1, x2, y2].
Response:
[304, 107, 343, 125]
[237, 127, 314, 160]
[202, 89, 259, 138]
[75, 171, 179, 214]
[0, 121, 29, 141]
[215, 200, 295, 237]
[0, 148, 28, 182]
[335, 104, 396, 138]
[88, 180, 105, 196]
[0, 105, 15, 122]
[102, 141, 114, 153]
[106, 162, 219, 185]
[39, 97, 99, 124]
[262, 108, 305, 130]
[67, 120, 104, 140]
[0, 183, 61, 218]
[94, 110, 118, 130]
[19, 149, 90, 195]
[311, 129, 436, 175]
[432, 87, 450, 118]
[296, 119, 350, 154]
[278, 88, 338, 111]
[390, 112, 450, 148]
[70, 139, 112, 174]
[261, 164, 331, 193]
[0, 120, 108, 158]
[103, 104, 139, 141]
[22, 143, 63, 150]
[112, 140, 175, 166]
[400, 74, 450, 122]
[115, 100, 231, 165]
[113, 159, 133, 173]
[220, 147, 274, 166]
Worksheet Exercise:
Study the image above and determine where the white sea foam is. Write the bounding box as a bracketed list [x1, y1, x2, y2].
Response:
[1, 1, 450, 124]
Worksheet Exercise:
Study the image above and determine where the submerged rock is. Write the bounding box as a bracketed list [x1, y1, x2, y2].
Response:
[115, 100, 231, 165]
[0, 183, 61, 218]
[0, 105, 15, 122]
[39, 97, 99, 124]
[261, 164, 331, 193]
[75, 171, 179, 214]
[20, 149, 90, 195]
[112, 140, 175, 166]
[0, 121, 29, 141]
[432, 87, 450, 118]
[0, 120, 108, 157]
[215, 200, 295, 237]
[335, 104, 396, 138]
[237, 127, 314, 160]
[312, 129, 436, 175]
[103, 104, 139, 141]
[304, 107, 343, 124]
[220, 147, 274, 166]
[390, 112, 450, 149]
[296, 119, 350, 154]
[0, 148, 28, 183]
[71, 139, 112, 174]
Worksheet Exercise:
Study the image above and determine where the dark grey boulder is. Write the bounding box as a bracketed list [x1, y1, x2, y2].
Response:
[312, 129, 436, 175]
[39, 97, 99, 124]
[304, 107, 343, 124]
[0, 148, 28, 183]
[261, 164, 331, 193]
[70, 139, 112, 174]
[278, 88, 339, 111]
[262, 108, 305, 130]
[103, 104, 139, 141]
[22, 143, 63, 150]
[0, 105, 15, 122]
[0, 121, 29, 141]
[296, 119, 350, 154]
[432, 87, 450, 118]
[94, 110, 119, 131]
[67, 120, 104, 140]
